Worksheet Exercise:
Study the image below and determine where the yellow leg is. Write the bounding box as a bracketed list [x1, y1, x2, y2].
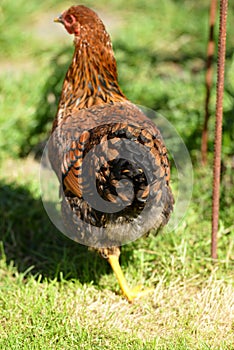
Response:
[108, 254, 153, 302]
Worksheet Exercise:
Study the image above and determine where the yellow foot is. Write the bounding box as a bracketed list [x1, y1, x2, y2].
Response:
[107, 254, 154, 303]
[124, 285, 154, 303]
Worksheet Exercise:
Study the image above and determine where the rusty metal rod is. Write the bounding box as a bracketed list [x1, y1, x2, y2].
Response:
[211, 0, 228, 259]
[201, 0, 218, 165]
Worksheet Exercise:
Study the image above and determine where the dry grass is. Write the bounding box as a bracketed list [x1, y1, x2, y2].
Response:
[70, 277, 234, 345]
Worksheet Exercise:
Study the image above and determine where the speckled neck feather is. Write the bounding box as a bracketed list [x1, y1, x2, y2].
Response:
[54, 19, 126, 129]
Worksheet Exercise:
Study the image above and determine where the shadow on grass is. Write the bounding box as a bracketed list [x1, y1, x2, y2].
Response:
[0, 181, 113, 285]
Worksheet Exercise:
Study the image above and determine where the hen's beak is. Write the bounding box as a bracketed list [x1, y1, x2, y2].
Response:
[54, 15, 63, 24]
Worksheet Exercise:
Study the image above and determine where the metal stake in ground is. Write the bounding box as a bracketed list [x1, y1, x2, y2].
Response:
[211, 0, 228, 259]
[201, 0, 217, 166]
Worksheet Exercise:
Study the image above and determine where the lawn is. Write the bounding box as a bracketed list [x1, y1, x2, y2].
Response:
[0, 0, 233, 349]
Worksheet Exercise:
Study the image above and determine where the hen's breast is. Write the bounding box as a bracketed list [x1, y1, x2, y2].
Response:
[49, 102, 173, 247]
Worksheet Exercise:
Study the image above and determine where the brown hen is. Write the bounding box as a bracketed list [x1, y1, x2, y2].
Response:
[49, 5, 174, 302]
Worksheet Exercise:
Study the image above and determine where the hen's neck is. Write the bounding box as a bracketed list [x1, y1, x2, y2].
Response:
[56, 39, 126, 126]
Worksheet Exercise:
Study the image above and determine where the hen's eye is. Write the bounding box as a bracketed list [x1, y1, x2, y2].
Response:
[65, 15, 73, 24]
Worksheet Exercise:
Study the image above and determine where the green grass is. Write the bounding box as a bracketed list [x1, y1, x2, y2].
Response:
[0, 0, 234, 349]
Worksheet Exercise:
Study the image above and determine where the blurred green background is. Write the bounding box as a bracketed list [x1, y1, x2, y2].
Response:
[0, 0, 234, 160]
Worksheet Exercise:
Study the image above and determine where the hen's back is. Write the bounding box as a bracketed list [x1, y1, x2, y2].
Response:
[49, 101, 173, 247]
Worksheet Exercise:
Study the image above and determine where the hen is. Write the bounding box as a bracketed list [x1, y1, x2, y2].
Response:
[49, 5, 174, 302]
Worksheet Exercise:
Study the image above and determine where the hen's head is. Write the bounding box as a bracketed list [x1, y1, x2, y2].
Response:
[54, 5, 111, 47]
